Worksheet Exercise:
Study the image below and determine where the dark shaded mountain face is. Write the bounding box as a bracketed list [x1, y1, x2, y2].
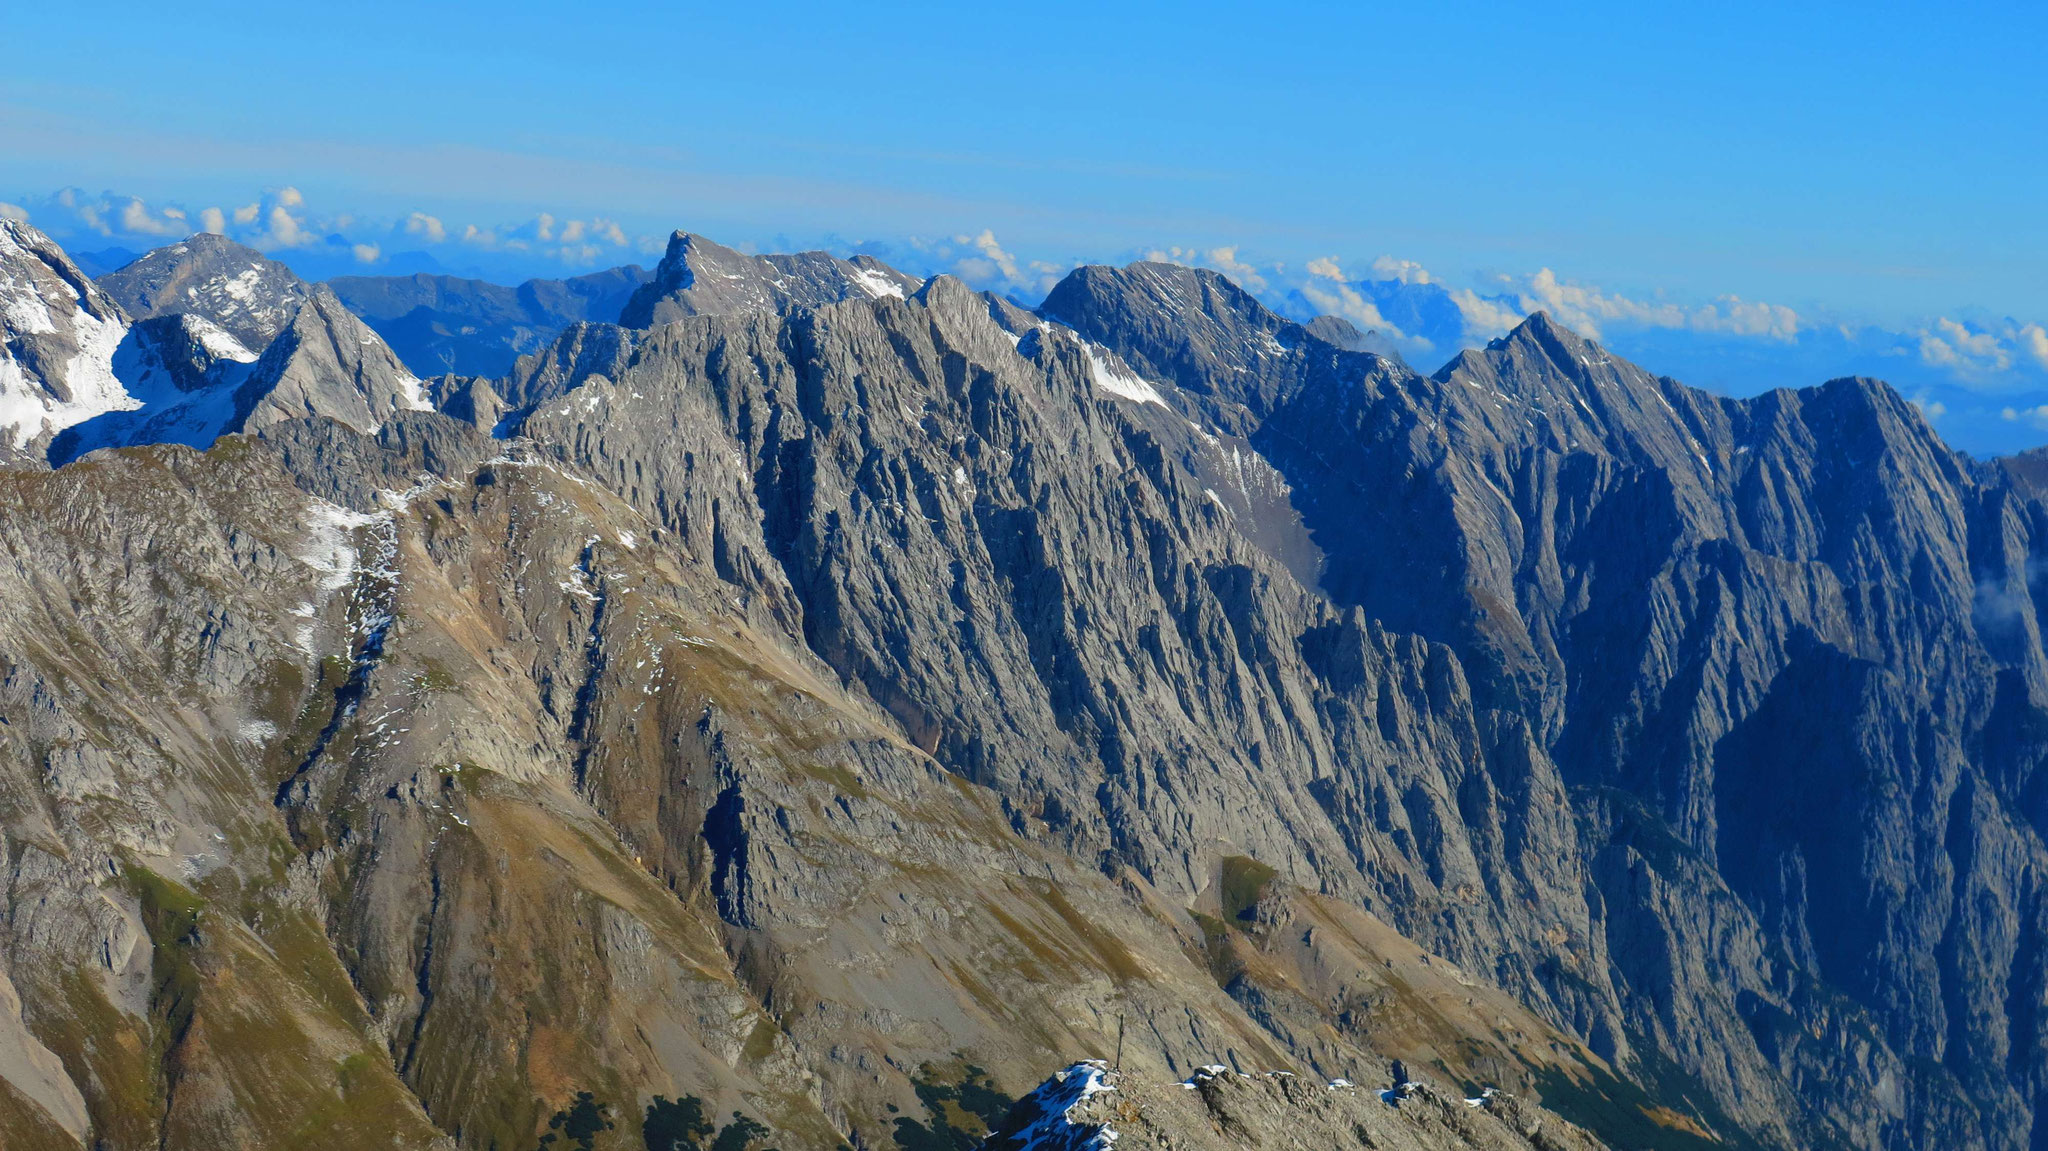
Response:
[3, 227, 2047, 1151]
[328, 265, 652, 378]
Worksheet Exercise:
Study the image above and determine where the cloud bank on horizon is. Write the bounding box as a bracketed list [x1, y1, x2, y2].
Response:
[10, 184, 2048, 457]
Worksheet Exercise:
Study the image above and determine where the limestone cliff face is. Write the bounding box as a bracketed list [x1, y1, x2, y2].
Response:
[2, 228, 2046, 1151]
[0, 423, 1625, 1150]
[1048, 264, 2048, 1150]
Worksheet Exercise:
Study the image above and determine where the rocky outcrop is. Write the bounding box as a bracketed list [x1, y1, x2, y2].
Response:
[617, 231, 920, 327]
[232, 284, 428, 431]
[979, 1062, 1608, 1151]
[1050, 262, 2048, 1149]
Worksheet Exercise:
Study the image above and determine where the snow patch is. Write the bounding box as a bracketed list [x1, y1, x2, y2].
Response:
[395, 369, 432, 412]
[190, 316, 258, 363]
[0, 283, 137, 448]
[852, 266, 905, 300]
[1001, 1061, 1118, 1149]
[1084, 345, 1168, 407]
[300, 500, 382, 594]
[221, 268, 262, 303]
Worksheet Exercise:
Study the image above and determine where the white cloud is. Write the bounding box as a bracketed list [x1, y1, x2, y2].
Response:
[1142, 245, 1271, 293]
[232, 202, 259, 225]
[1446, 288, 1524, 339]
[1696, 296, 1800, 340]
[960, 229, 1020, 281]
[198, 206, 225, 234]
[2003, 404, 2048, 429]
[2019, 324, 2048, 371]
[0, 202, 26, 222]
[1919, 317, 2012, 373]
[404, 211, 447, 244]
[351, 242, 380, 264]
[1297, 256, 1408, 343]
[1515, 268, 1685, 338]
[1486, 268, 1803, 343]
[1369, 256, 1432, 285]
[262, 200, 308, 247]
[921, 229, 1069, 296]
[117, 197, 185, 237]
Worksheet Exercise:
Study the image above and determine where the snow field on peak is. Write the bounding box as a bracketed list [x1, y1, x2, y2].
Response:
[853, 266, 906, 300]
[0, 305, 137, 449]
[190, 316, 259, 363]
[1083, 344, 1168, 407]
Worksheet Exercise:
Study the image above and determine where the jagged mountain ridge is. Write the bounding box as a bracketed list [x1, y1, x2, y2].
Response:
[0, 223, 2043, 1151]
[617, 230, 922, 327]
[0, 223, 429, 467]
[1046, 261, 2048, 1149]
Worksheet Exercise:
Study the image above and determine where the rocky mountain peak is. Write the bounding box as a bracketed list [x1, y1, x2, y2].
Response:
[617, 229, 922, 327]
[96, 231, 308, 353]
[236, 284, 427, 432]
[1041, 260, 1329, 426]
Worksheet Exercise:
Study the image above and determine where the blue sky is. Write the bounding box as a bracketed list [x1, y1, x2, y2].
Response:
[6, 1, 2048, 451]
